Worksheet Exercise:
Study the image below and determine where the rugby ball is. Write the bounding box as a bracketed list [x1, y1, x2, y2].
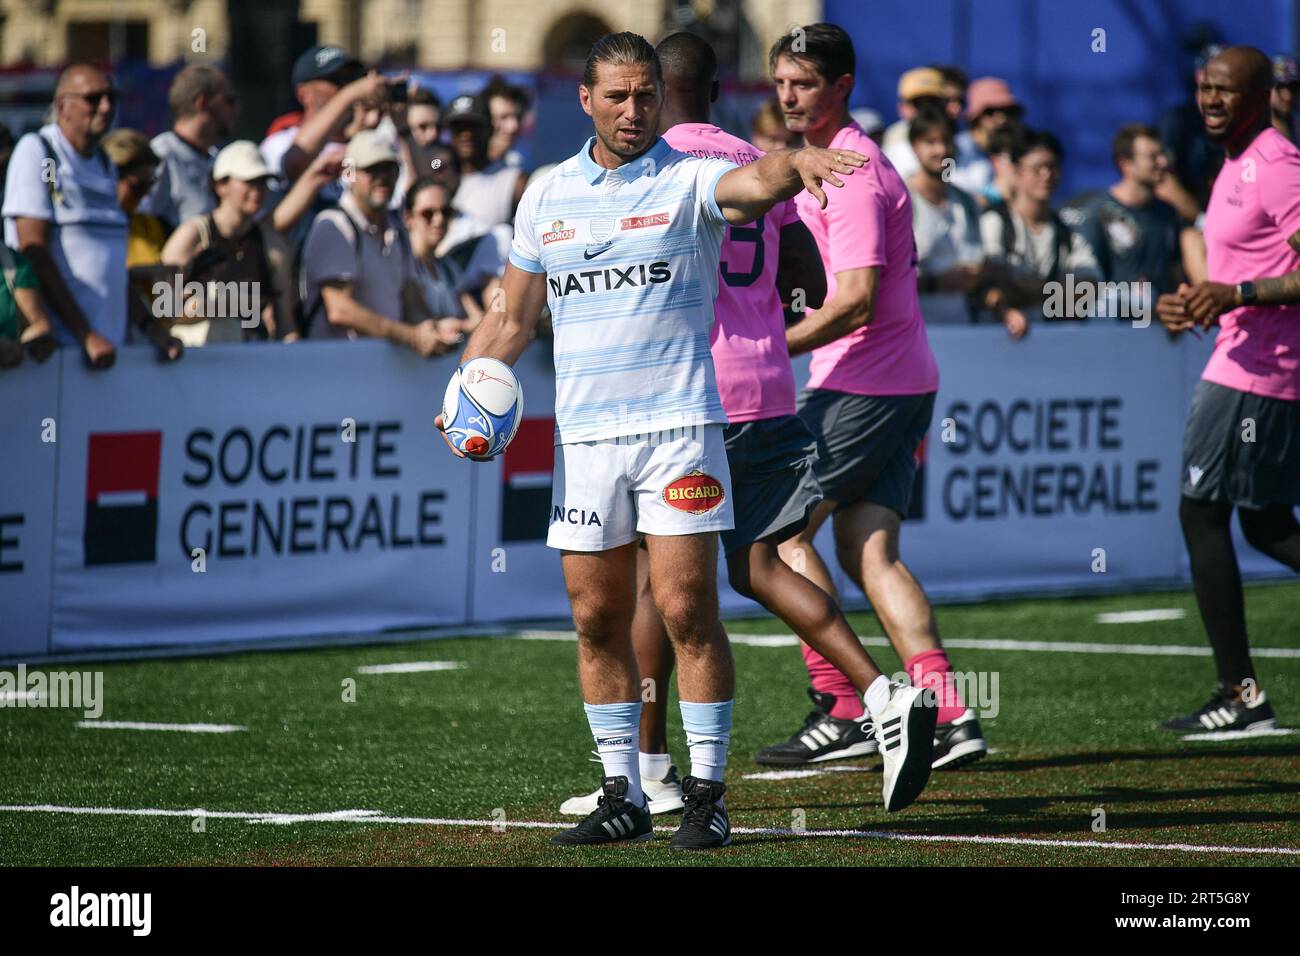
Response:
[441, 357, 524, 460]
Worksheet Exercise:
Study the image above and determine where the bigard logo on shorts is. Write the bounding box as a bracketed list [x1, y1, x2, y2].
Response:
[84, 431, 162, 566]
[662, 470, 725, 514]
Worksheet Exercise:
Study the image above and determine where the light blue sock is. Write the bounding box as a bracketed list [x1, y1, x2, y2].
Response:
[583, 701, 644, 806]
[680, 699, 733, 784]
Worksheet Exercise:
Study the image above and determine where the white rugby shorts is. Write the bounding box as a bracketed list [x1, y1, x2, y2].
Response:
[547, 424, 734, 551]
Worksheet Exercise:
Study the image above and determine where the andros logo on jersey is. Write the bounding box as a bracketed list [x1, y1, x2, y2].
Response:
[441, 357, 524, 460]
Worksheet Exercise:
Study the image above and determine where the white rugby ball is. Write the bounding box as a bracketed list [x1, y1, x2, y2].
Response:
[440, 357, 524, 460]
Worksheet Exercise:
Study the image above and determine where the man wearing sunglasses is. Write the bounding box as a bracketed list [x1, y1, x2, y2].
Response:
[2, 63, 124, 368]
[951, 76, 1024, 207]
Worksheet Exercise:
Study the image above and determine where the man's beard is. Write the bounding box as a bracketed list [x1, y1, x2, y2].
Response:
[597, 128, 649, 161]
[922, 162, 948, 182]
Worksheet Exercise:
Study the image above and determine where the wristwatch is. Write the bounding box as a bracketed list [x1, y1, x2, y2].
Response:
[1237, 280, 1258, 305]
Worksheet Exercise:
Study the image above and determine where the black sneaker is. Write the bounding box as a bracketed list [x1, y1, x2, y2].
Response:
[550, 776, 654, 846]
[932, 708, 989, 769]
[754, 688, 877, 766]
[670, 776, 732, 850]
[1161, 685, 1278, 734]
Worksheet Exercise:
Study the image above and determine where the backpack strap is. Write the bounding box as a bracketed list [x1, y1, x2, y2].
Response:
[194, 214, 213, 253]
[992, 200, 1015, 262]
[36, 132, 61, 207]
[37, 130, 111, 208]
[0, 244, 17, 298]
[298, 207, 361, 334]
[1048, 211, 1071, 279]
[996, 201, 1073, 279]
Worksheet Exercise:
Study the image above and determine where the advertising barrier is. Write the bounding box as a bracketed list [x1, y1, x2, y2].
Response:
[0, 326, 1288, 657]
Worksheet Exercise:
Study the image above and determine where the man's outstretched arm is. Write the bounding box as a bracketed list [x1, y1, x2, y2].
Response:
[714, 146, 866, 225]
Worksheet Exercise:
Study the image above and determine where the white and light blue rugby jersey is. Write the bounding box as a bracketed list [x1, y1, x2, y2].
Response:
[509, 136, 737, 444]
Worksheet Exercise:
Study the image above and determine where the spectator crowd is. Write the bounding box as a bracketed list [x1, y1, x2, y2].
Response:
[1, 39, 1298, 370]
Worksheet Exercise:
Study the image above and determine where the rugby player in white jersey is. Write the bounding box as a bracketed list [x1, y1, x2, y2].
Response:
[555, 32, 939, 827]
[439, 32, 895, 849]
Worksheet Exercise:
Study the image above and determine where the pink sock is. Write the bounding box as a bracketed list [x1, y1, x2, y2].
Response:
[905, 649, 966, 726]
[800, 644, 863, 719]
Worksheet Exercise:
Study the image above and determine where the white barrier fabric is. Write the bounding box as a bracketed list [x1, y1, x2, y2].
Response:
[0, 358, 59, 656]
[46, 343, 472, 650]
[903, 325, 1187, 600]
[0, 326, 1292, 656]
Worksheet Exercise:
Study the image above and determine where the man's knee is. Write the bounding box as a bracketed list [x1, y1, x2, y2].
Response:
[725, 555, 756, 602]
[569, 591, 635, 644]
[653, 582, 718, 646]
[834, 511, 896, 577]
[1239, 505, 1294, 554]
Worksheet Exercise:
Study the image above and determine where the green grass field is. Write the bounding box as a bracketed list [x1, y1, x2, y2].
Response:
[3, 582, 1298, 866]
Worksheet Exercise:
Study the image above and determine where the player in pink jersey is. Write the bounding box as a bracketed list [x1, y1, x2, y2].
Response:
[557, 31, 938, 819]
[759, 23, 989, 770]
[1156, 46, 1300, 735]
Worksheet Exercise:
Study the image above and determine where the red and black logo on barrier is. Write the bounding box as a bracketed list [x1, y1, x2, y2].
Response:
[501, 418, 554, 542]
[662, 470, 725, 514]
[84, 431, 162, 566]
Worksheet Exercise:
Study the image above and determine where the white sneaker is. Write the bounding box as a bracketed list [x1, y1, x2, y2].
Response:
[560, 764, 685, 816]
[875, 682, 938, 812]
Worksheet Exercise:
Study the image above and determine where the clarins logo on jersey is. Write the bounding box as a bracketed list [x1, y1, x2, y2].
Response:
[619, 212, 671, 230]
[548, 261, 671, 297]
[662, 471, 725, 514]
[542, 220, 576, 245]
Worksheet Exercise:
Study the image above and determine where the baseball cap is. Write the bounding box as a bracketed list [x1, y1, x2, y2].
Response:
[213, 140, 275, 182]
[1274, 54, 1300, 87]
[966, 77, 1021, 120]
[345, 129, 401, 169]
[292, 45, 363, 86]
[898, 67, 945, 102]
[445, 93, 490, 128]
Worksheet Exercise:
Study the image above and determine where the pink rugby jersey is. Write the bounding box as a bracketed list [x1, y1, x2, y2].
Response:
[1201, 126, 1300, 402]
[663, 122, 801, 422]
[794, 121, 939, 396]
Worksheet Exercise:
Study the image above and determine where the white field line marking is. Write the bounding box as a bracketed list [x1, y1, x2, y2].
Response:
[730, 634, 801, 647]
[520, 631, 800, 647]
[745, 765, 877, 781]
[744, 769, 825, 781]
[1181, 728, 1296, 742]
[356, 661, 465, 674]
[0, 691, 44, 703]
[75, 721, 246, 733]
[1096, 609, 1186, 624]
[1, 804, 1296, 856]
[514, 630, 1300, 658]
[933, 638, 1300, 659]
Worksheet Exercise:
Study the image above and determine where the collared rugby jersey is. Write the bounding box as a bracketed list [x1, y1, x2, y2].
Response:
[509, 135, 736, 443]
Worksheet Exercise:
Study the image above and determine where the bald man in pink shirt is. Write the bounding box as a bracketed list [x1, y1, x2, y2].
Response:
[1157, 46, 1300, 736]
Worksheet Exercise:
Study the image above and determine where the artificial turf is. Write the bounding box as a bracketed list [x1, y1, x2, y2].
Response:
[1, 582, 1297, 866]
